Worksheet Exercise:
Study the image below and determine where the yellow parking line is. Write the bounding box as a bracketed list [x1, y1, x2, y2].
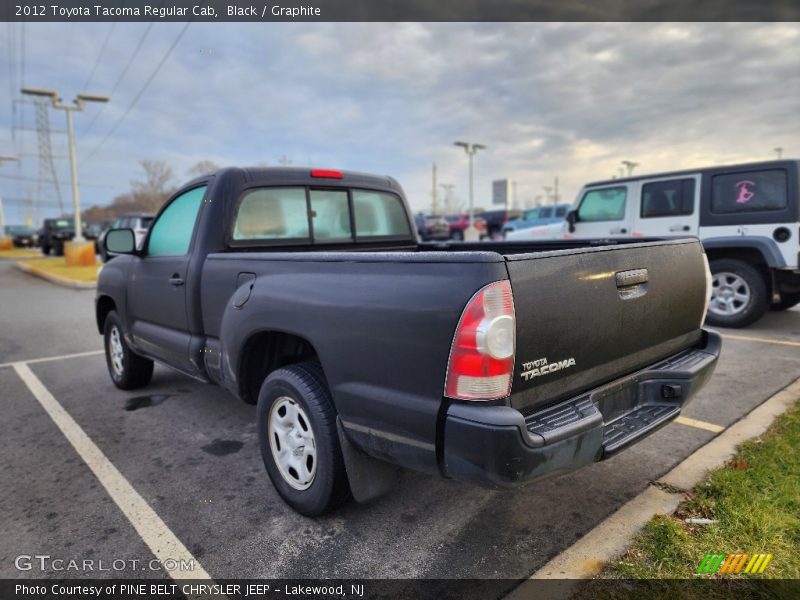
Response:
[721, 334, 800, 348]
[12, 362, 212, 583]
[675, 416, 725, 433]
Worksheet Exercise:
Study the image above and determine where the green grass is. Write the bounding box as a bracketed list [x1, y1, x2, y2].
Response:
[0, 247, 42, 259]
[573, 399, 800, 599]
[20, 257, 101, 282]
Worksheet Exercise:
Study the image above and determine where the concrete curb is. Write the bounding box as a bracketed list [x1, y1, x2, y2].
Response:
[14, 261, 97, 289]
[507, 376, 800, 599]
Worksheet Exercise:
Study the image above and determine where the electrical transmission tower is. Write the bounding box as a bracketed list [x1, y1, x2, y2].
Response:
[34, 97, 64, 215]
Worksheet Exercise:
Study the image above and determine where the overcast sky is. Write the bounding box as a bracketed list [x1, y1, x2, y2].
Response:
[1, 22, 798, 224]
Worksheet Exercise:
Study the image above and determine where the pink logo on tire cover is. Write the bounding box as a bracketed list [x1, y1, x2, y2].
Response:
[735, 180, 755, 204]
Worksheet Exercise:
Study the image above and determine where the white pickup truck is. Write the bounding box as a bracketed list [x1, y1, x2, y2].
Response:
[508, 160, 800, 328]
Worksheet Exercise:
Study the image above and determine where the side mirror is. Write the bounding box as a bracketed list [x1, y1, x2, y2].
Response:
[105, 228, 136, 254]
[566, 210, 578, 233]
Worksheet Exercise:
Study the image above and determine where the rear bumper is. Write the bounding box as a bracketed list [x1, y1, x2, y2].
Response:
[442, 329, 721, 488]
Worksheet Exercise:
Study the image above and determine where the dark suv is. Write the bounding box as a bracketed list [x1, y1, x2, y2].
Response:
[38, 218, 84, 256]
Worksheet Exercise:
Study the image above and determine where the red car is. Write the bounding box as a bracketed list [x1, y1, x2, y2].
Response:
[444, 214, 487, 241]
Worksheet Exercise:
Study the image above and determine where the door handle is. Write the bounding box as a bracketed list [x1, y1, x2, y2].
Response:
[669, 224, 691, 232]
[610, 227, 628, 234]
[168, 274, 184, 287]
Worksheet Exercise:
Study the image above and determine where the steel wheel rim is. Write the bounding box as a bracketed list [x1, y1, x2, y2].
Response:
[108, 326, 125, 376]
[709, 271, 751, 317]
[268, 397, 317, 490]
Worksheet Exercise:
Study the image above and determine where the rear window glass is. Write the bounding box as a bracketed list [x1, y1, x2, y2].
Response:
[310, 189, 351, 241]
[232, 187, 410, 243]
[539, 207, 553, 218]
[641, 178, 695, 218]
[555, 206, 568, 217]
[352, 190, 410, 238]
[578, 187, 627, 222]
[711, 170, 788, 213]
[233, 188, 310, 241]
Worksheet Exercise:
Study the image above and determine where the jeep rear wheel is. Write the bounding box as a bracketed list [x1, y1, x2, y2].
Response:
[706, 259, 768, 328]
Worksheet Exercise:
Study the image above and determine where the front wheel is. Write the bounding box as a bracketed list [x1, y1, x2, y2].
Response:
[706, 259, 769, 328]
[771, 291, 800, 311]
[451, 229, 464, 241]
[257, 362, 350, 516]
[103, 311, 154, 389]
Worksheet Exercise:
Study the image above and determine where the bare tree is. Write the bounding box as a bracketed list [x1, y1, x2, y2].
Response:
[131, 160, 176, 212]
[188, 160, 220, 177]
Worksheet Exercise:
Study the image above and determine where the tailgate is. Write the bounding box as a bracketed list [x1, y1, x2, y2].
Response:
[506, 239, 707, 414]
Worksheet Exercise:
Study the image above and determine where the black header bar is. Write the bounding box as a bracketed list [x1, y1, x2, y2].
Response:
[2, 0, 799, 22]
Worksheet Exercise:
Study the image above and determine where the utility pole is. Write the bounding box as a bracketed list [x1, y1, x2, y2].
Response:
[542, 186, 552, 204]
[0, 155, 21, 249]
[512, 181, 518, 210]
[774, 147, 783, 160]
[22, 88, 109, 244]
[621, 160, 639, 177]
[553, 176, 559, 206]
[454, 140, 486, 241]
[431, 163, 438, 215]
[439, 184, 455, 214]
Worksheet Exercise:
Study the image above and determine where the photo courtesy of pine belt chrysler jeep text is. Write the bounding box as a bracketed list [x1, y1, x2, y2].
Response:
[97, 167, 720, 516]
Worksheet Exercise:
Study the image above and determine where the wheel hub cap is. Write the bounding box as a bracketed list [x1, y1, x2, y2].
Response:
[109, 326, 124, 376]
[709, 272, 751, 317]
[268, 397, 317, 490]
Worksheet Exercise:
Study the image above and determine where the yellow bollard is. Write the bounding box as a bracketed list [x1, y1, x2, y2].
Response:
[0, 237, 13, 251]
[64, 240, 97, 266]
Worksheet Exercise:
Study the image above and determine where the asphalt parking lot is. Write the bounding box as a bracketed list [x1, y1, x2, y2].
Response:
[1, 260, 798, 585]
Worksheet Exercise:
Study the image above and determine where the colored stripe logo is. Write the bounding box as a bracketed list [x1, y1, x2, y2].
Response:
[696, 552, 773, 574]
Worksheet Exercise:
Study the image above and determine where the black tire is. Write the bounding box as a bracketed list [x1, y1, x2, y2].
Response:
[771, 291, 800, 311]
[41, 244, 51, 256]
[706, 259, 769, 328]
[257, 361, 350, 516]
[451, 230, 464, 241]
[54, 242, 64, 256]
[103, 311, 154, 390]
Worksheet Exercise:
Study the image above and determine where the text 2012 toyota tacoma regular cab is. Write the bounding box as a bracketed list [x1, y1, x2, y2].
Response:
[97, 167, 720, 516]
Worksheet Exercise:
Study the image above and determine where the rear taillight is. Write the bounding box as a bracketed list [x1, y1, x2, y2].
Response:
[445, 280, 516, 401]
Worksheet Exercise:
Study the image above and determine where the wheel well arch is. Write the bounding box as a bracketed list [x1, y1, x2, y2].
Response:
[237, 330, 320, 405]
[704, 247, 774, 295]
[96, 295, 116, 334]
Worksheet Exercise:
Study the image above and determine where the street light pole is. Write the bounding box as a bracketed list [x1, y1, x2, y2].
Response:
[774, 147, 783, 160]
[22, 88, 109, 243]
[621, 160, 639, 177]
[454, 141, 486, 241]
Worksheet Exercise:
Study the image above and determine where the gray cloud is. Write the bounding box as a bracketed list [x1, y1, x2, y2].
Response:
[1, 22, 797, 222]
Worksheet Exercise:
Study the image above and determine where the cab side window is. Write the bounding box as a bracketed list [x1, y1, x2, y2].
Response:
[641, 179, 695, 218]
[147, 186, 207, 256]
[578, 187, 627, 222]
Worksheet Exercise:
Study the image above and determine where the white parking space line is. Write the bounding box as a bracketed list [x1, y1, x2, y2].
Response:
[0, 349, 104, 369]
[12, 362, 212, 582]
[720, 333, 800, 348]
[674, 415, 725, 433]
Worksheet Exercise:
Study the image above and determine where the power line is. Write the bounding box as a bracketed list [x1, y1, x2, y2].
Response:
[82, 21, 117, 91]
[83, 21, 192, 164]
[80, 21, 156, 139]
[0, 173, 119, 189]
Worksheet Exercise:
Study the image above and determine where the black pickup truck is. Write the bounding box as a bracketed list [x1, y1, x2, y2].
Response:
[97, 167, 720, 516]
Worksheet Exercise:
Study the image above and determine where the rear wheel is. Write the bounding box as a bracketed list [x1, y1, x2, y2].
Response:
[771, 291, 800, 311]
[451, 229, 464, 241]
[257, 361, 350, 516]
[103, 311, 154, 389]
[41, 244, 51, 256]
[706, 259, 768, 328]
